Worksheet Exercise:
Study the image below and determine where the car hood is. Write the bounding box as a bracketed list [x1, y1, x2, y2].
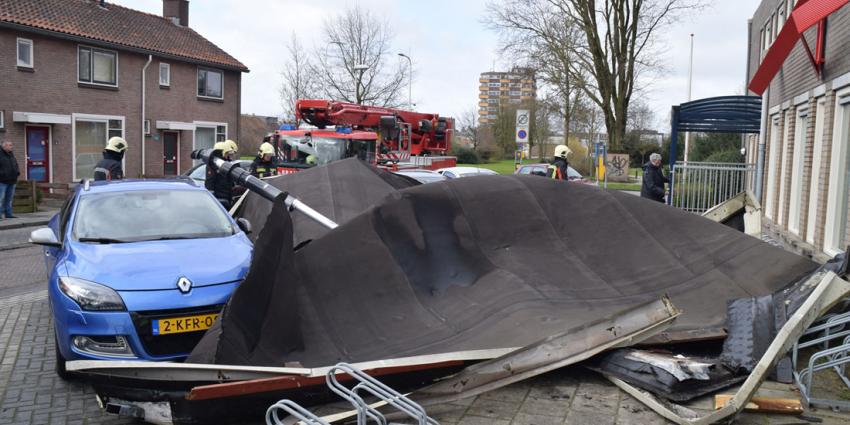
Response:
[63, 235, 252, 291]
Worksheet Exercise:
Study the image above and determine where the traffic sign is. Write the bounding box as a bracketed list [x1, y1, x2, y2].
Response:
[515, 109, 530, 144]
[517, 129, 527, 140]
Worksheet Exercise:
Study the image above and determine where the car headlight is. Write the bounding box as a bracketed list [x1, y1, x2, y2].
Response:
[58, 277, 126, 311]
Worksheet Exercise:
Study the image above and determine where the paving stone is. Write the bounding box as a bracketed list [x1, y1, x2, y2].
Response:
[564, 409, 617, 425]
[466, 397, 522, 420]
[511, 412, 565, 425]
[458, 415, 511, 425]
[519, 396, 570, 418]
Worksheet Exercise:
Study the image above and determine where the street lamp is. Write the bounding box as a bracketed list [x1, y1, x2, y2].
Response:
[398, 53, 412, 110]
[352, 64, 369, 104]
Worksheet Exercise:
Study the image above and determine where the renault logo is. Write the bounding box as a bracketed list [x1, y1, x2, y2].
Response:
[176, 277, 193, 294]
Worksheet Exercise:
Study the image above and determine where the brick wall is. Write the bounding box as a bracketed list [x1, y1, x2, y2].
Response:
[798, 97, 816, 242]
[0, 27, 242, 183]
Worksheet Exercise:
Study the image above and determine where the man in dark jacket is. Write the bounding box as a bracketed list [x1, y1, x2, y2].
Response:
[0, 140, 21, 219]
[93, 137, 127, 181]
[206, 139, 239, 209]
[641, 153, 669, 203]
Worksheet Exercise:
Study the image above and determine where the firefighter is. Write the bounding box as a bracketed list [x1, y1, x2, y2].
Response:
[550, 144, 572, 180]
[93, 137, 128, 181]
[206, 140, 239, 209]
[250, 142, 278, 178]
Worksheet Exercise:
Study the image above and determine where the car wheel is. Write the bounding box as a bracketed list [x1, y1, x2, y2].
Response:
[54, 332, 72, 380]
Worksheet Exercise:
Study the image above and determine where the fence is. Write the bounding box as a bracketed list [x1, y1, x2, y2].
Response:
[670, 162, 755, 214]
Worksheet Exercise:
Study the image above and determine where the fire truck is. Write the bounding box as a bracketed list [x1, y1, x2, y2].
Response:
[266, 100, 457, 173]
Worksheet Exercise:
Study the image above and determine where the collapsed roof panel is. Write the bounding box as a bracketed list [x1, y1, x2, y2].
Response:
[192, 159, 817, 368]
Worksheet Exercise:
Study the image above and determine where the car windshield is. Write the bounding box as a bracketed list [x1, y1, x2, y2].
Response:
[189, 165, 206, 180]
[73, 190, 234, 243]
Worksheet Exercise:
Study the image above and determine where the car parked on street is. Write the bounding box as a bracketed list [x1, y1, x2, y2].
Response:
[30, 178, 253, 377]
[514, 163, 592, 184]
[393, 169, 448, 184]
[434, 167, 499, 179]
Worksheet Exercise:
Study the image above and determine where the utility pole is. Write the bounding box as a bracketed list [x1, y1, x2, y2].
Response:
[684, 33, 694, 163]
[398, 53, 413, 110]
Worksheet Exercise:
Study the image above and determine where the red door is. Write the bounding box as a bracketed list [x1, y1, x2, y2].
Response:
[25, 126, 50, 183]
[163, 131, 178, 176]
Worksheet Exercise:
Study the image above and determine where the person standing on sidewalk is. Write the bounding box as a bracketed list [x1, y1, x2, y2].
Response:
[0, 140, 20, 219]
[641, 153, 669, 203]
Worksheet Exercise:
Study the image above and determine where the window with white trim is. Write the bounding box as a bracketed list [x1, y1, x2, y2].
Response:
[197, 68, 223, 99]
[824, 94, 850, 254]
[159, 63, 170, 87]
[806, 99, 826, 244]
[73, 116, 124, 180]
[788, 107, 808, 235]
[765, 116, 780, 219]
[17, 38, 33, 68]
[78, 46, 117, 86]
[0, 110, 4, 129]
[144, 119, 151, 135]
[777, 113, 792, 225]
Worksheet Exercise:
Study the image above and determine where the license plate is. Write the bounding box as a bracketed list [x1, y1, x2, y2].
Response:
[152, 313, 218, 335]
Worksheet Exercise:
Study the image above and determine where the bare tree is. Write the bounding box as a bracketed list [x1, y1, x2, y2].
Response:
[560, 0, 701, 150]
[279, 33, 316, 123]
[311, 6, 409, 107]
[627, 99, 656, 132]
[457, 107, 481, 150]
[488, 0, 700, 151]
[485, 0, 586, 144]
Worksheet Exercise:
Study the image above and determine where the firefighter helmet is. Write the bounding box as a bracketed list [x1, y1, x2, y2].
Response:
[305, 154, 317, 165]
[221, 139, 238, 156]
[554, 144, 571, 159]
[258, 142, 275, 156]
[105, 137, 128, 153]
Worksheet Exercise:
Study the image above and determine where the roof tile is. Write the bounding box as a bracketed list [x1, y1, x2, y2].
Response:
[0, 0, 248, 71]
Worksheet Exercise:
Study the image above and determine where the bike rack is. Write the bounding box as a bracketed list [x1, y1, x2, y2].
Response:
[265, 362, 439, 425]
[792, 303, 850, 411]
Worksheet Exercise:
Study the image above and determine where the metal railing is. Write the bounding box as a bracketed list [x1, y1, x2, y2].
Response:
[670, 162, 755, 214]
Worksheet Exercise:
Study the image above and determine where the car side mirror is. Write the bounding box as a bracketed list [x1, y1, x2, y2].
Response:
[29, 227, 60, 247]
[236, 218, 252, 235]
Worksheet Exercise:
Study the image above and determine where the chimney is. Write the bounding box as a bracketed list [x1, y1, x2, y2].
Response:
[163, 0, 189, 27]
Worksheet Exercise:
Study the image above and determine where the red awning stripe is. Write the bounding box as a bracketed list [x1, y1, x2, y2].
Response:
[748, 0, 849, 95]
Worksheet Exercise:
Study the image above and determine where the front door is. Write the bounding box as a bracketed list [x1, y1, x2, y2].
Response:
[163, 131, 178, 175]
[25, 126, 50, 183]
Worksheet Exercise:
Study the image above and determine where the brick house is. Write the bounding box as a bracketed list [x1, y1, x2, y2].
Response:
[0, 0, 248, 184]
[745, 0, 850, 262]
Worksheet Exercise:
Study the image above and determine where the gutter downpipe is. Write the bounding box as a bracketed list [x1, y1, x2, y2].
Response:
[141, 55, 152, 177]
[755, 86, 768, 204]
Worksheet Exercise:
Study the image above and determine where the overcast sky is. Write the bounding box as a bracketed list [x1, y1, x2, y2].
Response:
[113, 0, 760, 132]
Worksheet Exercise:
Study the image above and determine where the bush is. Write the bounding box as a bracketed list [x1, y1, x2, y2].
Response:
[451, 147, 481, 164]
[703, 149, 745, 164]
[476, 146, 498, 162]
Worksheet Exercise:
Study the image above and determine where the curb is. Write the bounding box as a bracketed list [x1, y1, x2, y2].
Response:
[0, 219, 50, 232]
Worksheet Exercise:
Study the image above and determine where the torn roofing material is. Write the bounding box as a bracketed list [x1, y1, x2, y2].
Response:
[236, 157, 417, 246]
[190, 159, 816, 368]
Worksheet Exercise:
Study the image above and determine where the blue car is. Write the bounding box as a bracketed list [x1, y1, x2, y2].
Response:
[29, 178, 253, 378]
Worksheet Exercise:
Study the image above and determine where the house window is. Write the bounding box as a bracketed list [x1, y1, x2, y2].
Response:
[216, 125, 226, 142]
[488, 90, 499, 96]
[488, 82, 500, 88]
[765, 116, 780, 219]
[73, 115, 124, 180]
[17, 38, 33, 68]
[777, 113, 792, 225]
[144, 119, 151, 135]
[788, 107, 808, 235]
[197, 68, 223, 99]
[0, 110, 4, 129]
[78, 46, 117, 86]
[159, 63, 170, 87]
[824, 94, 850, 254]
[806, 99, 826, 244]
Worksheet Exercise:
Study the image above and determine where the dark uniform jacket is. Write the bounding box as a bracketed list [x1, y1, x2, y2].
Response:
[250, 157, 277, 178]
[0, 149, 20, 184]
[641, 162, 669, 202]
[206, 153, 235, 208]
[552, 157, 569, 180]
[93, 151, 124, 181]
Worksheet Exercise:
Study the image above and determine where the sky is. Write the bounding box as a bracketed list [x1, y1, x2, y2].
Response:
[112, 0, 761, 132]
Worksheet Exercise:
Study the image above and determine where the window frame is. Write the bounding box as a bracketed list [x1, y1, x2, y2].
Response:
[71, 113, 125, 181]
[159, 62, 171, 87]
[765, 115, 780, 219]
[824, 89, 850, 255]
[806, 98, 826, 244]
[0, 110, 4, 130]
[17, 38, 34, 68]
[196, 67, 224, 100]
[77, 45, 118, 87]
[788, 106, 808, 235]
